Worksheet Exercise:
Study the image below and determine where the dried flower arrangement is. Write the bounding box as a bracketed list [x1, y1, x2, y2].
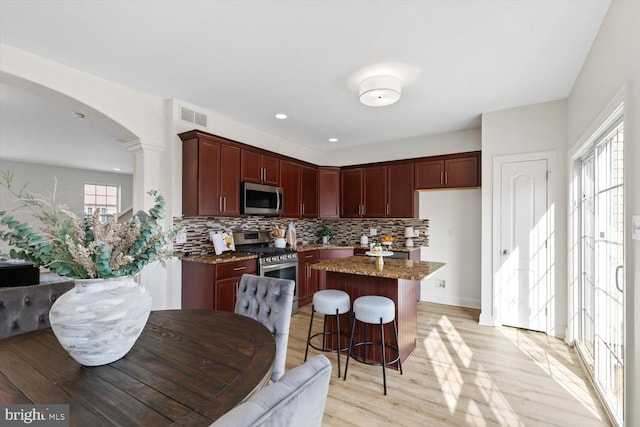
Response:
[0, 171, 177, 279]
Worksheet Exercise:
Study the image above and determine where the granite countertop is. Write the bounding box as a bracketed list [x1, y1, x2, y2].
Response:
[297, 244, 355, 252]
[297, 244, 419, 252]
[311, 255, 445, 281]
[180, 252, 258, 265]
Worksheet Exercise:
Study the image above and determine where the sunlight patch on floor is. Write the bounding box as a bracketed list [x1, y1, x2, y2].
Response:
[438, 314, 473, 368]
[499, 327, 605, 420]
[424, 328, 463, 414]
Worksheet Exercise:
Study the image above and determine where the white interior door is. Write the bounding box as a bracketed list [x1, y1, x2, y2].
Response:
[499, 159, 548, 332]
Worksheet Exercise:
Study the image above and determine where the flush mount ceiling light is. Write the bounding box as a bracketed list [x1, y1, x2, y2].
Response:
[359, 75, 401, 107]
[275, 113, 288, 119]
[328, 138, 339, 142]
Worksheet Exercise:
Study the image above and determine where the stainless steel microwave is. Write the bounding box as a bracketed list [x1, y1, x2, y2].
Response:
[241, 182, 283, 216]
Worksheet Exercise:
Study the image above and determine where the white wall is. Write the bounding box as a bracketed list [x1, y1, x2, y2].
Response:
[566, 1, 640, 424]
[480, 99, 568, 336]
[0, 159, 133, 253]
[419, 189, 481, 308]
[328, 128, 481, 166]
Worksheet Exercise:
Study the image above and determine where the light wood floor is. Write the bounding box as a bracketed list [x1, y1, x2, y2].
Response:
[286, 302, 610, 427]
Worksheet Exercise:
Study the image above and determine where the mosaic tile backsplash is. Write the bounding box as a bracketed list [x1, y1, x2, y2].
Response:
[173, 216, 429, 255]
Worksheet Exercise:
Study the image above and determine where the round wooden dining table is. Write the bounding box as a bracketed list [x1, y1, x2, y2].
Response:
[0, 310, 275, 426]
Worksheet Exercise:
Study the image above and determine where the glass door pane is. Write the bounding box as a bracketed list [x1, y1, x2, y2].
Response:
[593, 122, 624, 422]
[581, 155, 595, 360]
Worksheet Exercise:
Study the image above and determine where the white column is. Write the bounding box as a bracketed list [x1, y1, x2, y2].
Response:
[123, 138, 173, 310]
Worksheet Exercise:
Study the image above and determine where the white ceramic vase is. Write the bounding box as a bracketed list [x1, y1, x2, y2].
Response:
[49, 276, 152, 366]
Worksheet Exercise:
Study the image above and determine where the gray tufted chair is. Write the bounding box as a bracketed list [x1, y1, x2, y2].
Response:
[211, 354, 331, 427]
[235, 274, 294, 382]
[0, 281, 74, 339]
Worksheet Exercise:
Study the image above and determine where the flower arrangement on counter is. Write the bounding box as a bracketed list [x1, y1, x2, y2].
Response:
[0, 171, 177, 279]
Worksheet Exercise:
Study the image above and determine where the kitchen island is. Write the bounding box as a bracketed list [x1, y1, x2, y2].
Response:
[311, 256, 444, 367]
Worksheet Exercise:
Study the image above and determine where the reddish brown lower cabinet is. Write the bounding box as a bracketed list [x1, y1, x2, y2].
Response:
[214, 259, 257, 312]
[182, 259, 257, 311]
[181, 261, 215, 309]
[298, 250, 319, 307]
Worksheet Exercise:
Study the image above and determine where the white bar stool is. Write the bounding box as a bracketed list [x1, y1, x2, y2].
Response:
[304, 290, 351, 377]
[343, 295, 403, 395]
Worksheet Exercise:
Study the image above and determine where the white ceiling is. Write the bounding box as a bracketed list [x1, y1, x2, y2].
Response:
[0, 0, 610, 173]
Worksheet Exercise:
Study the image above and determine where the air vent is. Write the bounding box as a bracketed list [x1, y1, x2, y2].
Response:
[180, 106, 208, 127]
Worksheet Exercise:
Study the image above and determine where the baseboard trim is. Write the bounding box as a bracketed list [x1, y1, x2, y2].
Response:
[420, 294, 480, 309]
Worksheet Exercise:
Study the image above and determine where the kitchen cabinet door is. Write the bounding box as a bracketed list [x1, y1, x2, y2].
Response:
[181, 261, 215, 309]
[363, 166, 387, 217]
[241, 151, 280, 186]
[301, 166, 318, 218]
[319, 167, 340, 219]
[445, 156, 479, 187]
[386, 163, 415, 218]
[298, 250, 319, 307]
[214, 276, 239, 312]
[280, 160, 301, 218]
[415, 154, 480, 189]
[180, 132, 240, 217]
[414, 160, 445, 189]
[219, 144, 241, 216]
[340, 168, 363, 218]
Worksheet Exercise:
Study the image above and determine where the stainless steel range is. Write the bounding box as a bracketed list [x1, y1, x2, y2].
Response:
[233, 231, 298, 314]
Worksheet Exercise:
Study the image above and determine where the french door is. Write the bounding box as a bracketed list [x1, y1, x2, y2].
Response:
[578, 118, 624, 425]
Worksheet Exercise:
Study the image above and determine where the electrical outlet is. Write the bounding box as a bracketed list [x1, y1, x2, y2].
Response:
[370, 228, 377, 236]
[437, 279, 446, 288]
[175, 232, 187, 244]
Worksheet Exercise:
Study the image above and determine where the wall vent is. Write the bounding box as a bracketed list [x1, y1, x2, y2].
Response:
[180, 106, 208, 127]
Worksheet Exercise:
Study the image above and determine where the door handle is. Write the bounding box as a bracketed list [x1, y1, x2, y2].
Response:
[219, 197, 223, 212]
[233, 266, 247, 271]
[502, 249, 509, 255]
[223, 197, 227, 212]
[386, 203, 390, 216]
[615, 265, 624, 292]
[444, 171, 448, 185]
[440, 172, 443, 185]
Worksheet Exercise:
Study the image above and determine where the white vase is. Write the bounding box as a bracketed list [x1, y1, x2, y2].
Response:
[322, 235, 329, 244]
[49, 276, 152, 366]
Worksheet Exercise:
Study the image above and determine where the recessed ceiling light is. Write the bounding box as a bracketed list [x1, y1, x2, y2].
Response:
[275, 113, 288, 120]
[71, 111, 85, 119]
[113, 168, 121, 171]
[328, 138, 339, 142]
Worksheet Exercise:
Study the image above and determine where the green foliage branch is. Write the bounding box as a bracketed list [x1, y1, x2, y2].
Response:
[0, 171, 177, 279]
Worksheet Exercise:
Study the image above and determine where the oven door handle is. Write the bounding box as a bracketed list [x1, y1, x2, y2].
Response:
[260, 261, 298, 274]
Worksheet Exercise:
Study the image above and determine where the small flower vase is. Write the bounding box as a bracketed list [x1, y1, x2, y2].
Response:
[49, 276, 152, 366]
[322, 235, 329, 244]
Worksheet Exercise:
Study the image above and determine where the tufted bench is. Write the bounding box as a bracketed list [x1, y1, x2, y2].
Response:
[0, 281, 74, 339]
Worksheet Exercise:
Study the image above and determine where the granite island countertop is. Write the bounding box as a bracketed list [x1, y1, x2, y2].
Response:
[180, 252, 258, 265]
[311, 255, 444, 281]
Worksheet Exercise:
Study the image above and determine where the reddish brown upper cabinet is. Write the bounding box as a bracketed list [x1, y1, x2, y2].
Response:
[415, 152, 480, 190]
[300, 166, 318, 218]
[319, 167, 340, 219]
[341, 165, 414, 218]
[340, 168, 363, 218]
[180, 131, 241, 217]
[241, 150, 280, 186]
[386, 163, 415, 218]
[280, 161, 318, 218]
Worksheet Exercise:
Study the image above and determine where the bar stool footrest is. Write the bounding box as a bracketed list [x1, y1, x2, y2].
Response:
[348, 341, 401, 367]
[308, 331, 351, 353]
